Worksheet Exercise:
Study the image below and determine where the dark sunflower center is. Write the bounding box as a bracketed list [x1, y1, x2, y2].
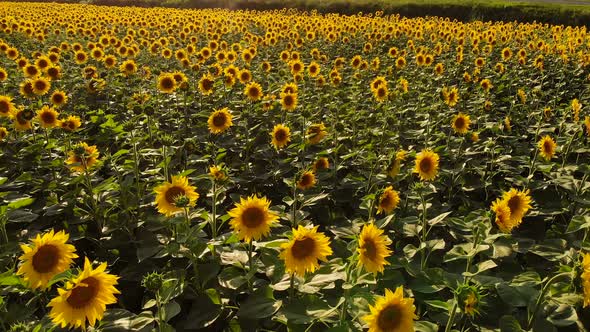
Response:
[212, 113, 227, 127]
[507, 196, 521, 213]
[38, 59, 48, 68]
[16, 112, 29, 125]
[48, 68, 58, 77]
[377, 304, 402, 331]
[41, 112, 56, 124]
[32, 244, 59, 273]
[67, 277, 99, 309]
[377, 88, 386, 97]
[27, 67, 38, 76]
[275, 129, 287, 142]
[202, 79, 213, 91]
[299, 174, 313, 186]
[161, 77, 174, 89]
[53, 94, 64, 103]
[284, 95, 294, 106]
[543, 141, 552, 153]
[0, 101, 9, 113]
[125, 64, 134, 71]
[380, 194, 392, 208]
[362, 238, 377, 260]
[419, 157, 432, 173]
[77, 53, 85, 61]
[241, 206, 265, 228]
[249, 87, 260, 97]
[165, 186, 186, 204]
[34, 80, 47, 91]
[291, 236, 315, 259]
[455, 117, 465, 129]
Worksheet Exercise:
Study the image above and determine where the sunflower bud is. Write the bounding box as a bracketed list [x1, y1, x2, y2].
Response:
[142, 272, 164, 292]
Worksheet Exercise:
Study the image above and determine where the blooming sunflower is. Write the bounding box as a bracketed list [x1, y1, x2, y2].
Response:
[66, 142, 100, 173]
[377, 186, 400, 214]
[480, 79, 492, 92]
[357, 223, 392, 274]
[50, 90, 68, 108]
[538, 135, 557, 161]
[0, 95, 15, 117]
[119, 59, 137, 76]
[451, 113, 471, 135]
[581, 252, 590, 307]
[17, 229, 78, 290]
[413, 149, 439, 181]
[442, 87, 459, 107]
[228, 195, 278, 242]
[280, 225, 332, 276]
[157, 72, 177, 93]
[270, 124, 291, 150]
[307, 123, 327, 145]
[207, 108, 233, 134]
[280, 92, 298, 111]
[363, 286, 417, 332]
[37, 106, 60, 128]
[198, 74, 215, 95]
[312, 157, 330, 172]
[372, 85, 389, 103]
[501, 188, 532, 224]
[154, 175, 199, 217]
[61, 116, 82, 132]
[244, 82, 263, 101]
[32, 77, 51, 96]
[209, 165, 228, 181]
[13, 107, 33, 131]
[491, 199, 516, 233]
[48, 257, 120, 331]
[297, 171, 317, 190]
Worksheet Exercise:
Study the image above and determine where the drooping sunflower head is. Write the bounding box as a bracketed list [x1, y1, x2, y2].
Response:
[207, 108, 233, 134]
[297, 171, 316, 190]
[451, 113, 471, 135]
[244, 81, 263, 101]
[357, 223, 392, 274]
[312, 157, 330, 172]
[413, 149, 440, 181]
[538, 135, 557, 161]
[66, 142, 99, 173]
[50, 90, 68, 107]
[271, 124, 291, 150]
[280, 225, 333, 276]
[501, 188, 532, 223]
[0, 95, 15, 117]
[306, 123, 327, 145]
[363, 286, 417, 332]
[154, 175, 199, 217]
[48, 257, 120, 331]
[157, 72, 177, 94]
[37, 106, 60, 128]
[17, 229, 78, 290]
[228, 195, 278, 242]
[377, 186, 400, 215]
[60, 115, 82, 132]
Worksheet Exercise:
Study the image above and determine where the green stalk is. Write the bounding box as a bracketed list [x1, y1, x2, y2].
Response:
[527, 271, 572, 329]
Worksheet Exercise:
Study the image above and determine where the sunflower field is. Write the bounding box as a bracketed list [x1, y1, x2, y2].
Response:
[1, 1, 590, 331]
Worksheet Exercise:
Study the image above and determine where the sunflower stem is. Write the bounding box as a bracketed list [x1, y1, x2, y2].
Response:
[527, 271, 572, 329]
[444, 300, 458, 332]
[211, 179, 218, 258]
[156, 292, 164, 332]
[289, 274, 295, 301]
[82, 157, 101, 237]
[419, 187, 429, 269]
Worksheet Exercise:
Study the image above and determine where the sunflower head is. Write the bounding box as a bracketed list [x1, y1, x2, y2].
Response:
[17, 229, 78, 290]
[312, 157, 330, 172]
[377, 186, 400, 215]
[48, 257, 120, 330]
[357, 223, 392, 274]
[244, 81, 263, 101]
[451, 113, 471, 135]
[66, 142, 99, 173]
[61, 115, 82, 132]
[0, 127, 8, 141]
[363, 286, 417, 332]
[502, 188, 532, 223]
[37, 106, 60, 128]
[207, 108, 233, 134]
[228, 195, 278, 242]
[13, 107, 32, 131]
[270, 124, 291, 150]
[154, 175, 199, 217]
[32, 77, 51, 96]
[157, 73, 177, 94]
[209, 165, 228, 182]
[491, 199, 516, 233]
[297, 171, 317, 190]
[280, 92, 298, 111]
[413, 149, 440, 181]
[280, 225, 333, 276]
[538, 135, 557, 161]
[307, 123, 327, 145]
[198, 74, 215, 95]
[50, 90, 68, 107]
[0, 96, 15, 117]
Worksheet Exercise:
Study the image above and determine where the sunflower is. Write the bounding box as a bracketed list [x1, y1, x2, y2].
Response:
[434, 63, 444, 75]
[157, 72, 177, 93]
[60, 116, 82, 132]
[480, 79, 492, 92]
[413, 149, 440, 181]
[271, 124, 291, 150]
[0, 95, 15, 117]
[451, 113, 471, 135]
[501, 188, 532, 223]
[66, 142, 100, 173]
[32, 77, 51, 96]
[0, 127, 7, 141]
[442, 87, 459, 107]
[373, 85, 389, 103]
[228, 195, 278, 242]
[504, 116, 512, 132]
[74, 50, 88, 64]
[36, 106, 60, 128]
[154, 175, 199, 217]
[244, 81, 263, 101]
[50, 90, 68, 107]
[198, 74, 215, 95]
[280, 92, 298, 111]
[209, 165, 227, 181]
[491, 199, 517, 233]
[308, 61, 320, 77]
[501, 47, 512, 60]
[581, 253, 590, 307]
[363, 286, 417, 332]
[386, 150, 407, 178]
[377, 186, 400, 215]
[23, 64, 40, 78]
[13, 107, 33, 131]
[396, 56, 406, 69]
[463, 292, 480, 317]
[119, 59, 137, 76]
[307, 123, 327, 145]
[538, 135, 557, 161]
[16, 229, 78, 290]
[46, 66, 62, 80]
[312, 157, 330, 172]
[297, 171, 316, 190]
[48, 257, 120, 331]
[282, 82, 298, 95]
[238, 69, 252, 83]
[207, 107, 233, 134]
[0, 67, 7, 82]
[280, 225, 332, 276]
[357, 223, 392, 274]
[572, 99, 582, 122]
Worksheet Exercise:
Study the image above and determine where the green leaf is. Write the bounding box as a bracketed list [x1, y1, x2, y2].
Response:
[415, 320, 439, 332]
[428, 211, 452, 226]
[424, 300, 450, 311]
[162, 301, 181, 322]
[545, 304, 578, 327]
[499, 315, 524, 332]
[7, 197, 35, 209]
[565, 215, 590, 234]
[238, 289, 282, 319]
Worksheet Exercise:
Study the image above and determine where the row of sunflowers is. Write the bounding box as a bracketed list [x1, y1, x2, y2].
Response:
[1, 1, 590, 331]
